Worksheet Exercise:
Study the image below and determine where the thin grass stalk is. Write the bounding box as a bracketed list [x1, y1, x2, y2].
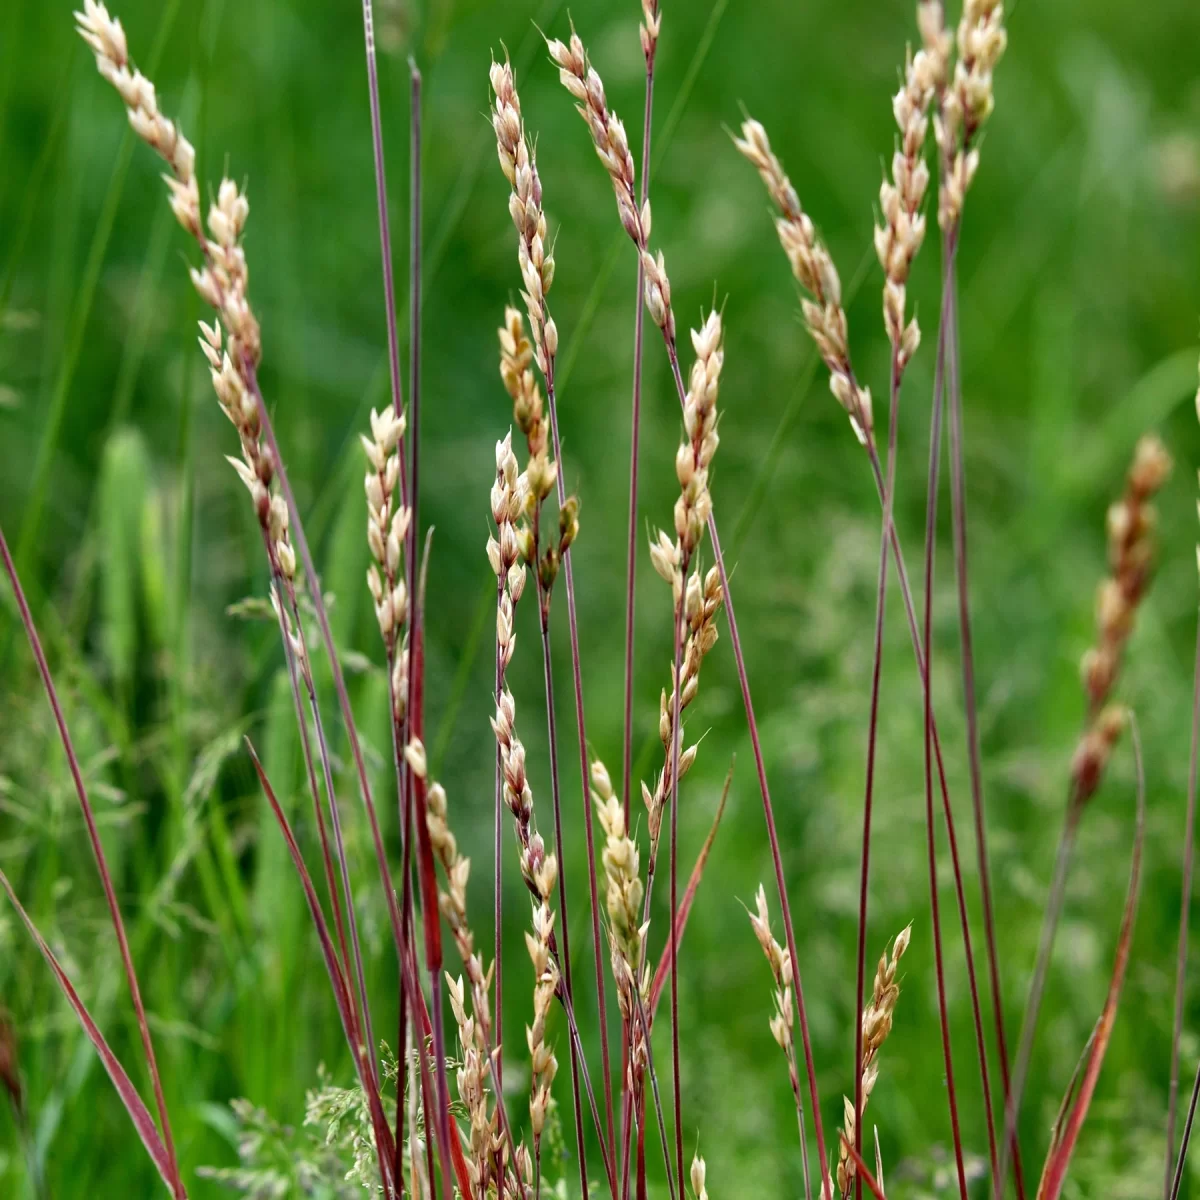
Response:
[407, 60, 435, 1196]
[996, 803, 1080, 1200]
[853, 356, 899, 1200]
[270, 575, 356, 1022]
[359, 0, 408, 503]
[921, 262, 969, 1199]
[543, 288, 618, 1190]
[623, 0, 660, 828]
[493, 576, 505, 1147]
[0, 867, 179, 1194]
[1170, 1055, 1200, 1199]
[536, 612, 602, 1200]
[356, 11, 420, 1158]
[1165, 614, 1200, 1196]
[667, 547, 687, 1196]
[398, 59, 427, 1189]
[632, 989, 679, 1200]
[280, 578, 379, 1089]
[250, 375, 457, 1193]
[246, 742, 396, 1199]
[0, 523, 184, 1200]
[661, 347, 833, 1200]
[406, 537, 456, 1200]
[621, 6, 657, 1157]
[943, 250, 1023, 1196]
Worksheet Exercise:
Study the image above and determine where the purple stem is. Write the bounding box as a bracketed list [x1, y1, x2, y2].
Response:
[536, 603, 601, 1200]
[624, 19, 656, 1172]
[660, 343, 833, 1200]
[543, 355, 618, 1179]
[852, 354, 901, 1200]
[283, 580, 379, 1090]
[0, 525, 184, 1200]
[667, 550, 687, 1197]
[360, 0, 408, 498]
[921, 263, 969, 1200]
[0, 868, 180, 1196]
[270, 572, 363, 1061]
[247, 742, 396, 1198]
[944, 246, 1019, 1192]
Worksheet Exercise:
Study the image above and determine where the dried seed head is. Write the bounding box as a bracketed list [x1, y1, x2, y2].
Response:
[1071, 434, 1170, 807]
[838, 925, 912, 1197]
[736, 117, 873, 445]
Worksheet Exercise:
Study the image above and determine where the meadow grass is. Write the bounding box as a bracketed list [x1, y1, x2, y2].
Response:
[3, 0, 1200, 1197]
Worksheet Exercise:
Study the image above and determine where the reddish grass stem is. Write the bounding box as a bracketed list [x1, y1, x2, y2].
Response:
[996, 803, 1080, 1200]
[247, 741, 396, 1198]
[0, 524, 185, 1200]
[843, 246, 999, 1198]
[536, 608, 603, 1200]
[244, 372, 454, 1190]
[360, 0, 408, 502]
[661, 344, 833, 1200]
[853, 355, 900, 1200]
[1165, 614, 1200, 1197]
[943, 248, 1019, 1192]
[543, 353, 618, 1181]
[270, 575, 359, 1042]
[623, 0, 658, 831]
[921, 263, 969, 1200]
[667, 549, 687, 1198]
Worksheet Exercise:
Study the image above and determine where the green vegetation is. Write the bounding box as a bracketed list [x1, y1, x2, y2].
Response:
[3, 0, 1200, 1194]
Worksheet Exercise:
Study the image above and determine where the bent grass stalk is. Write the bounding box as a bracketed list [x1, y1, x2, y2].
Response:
[0, 522, 185, 1200]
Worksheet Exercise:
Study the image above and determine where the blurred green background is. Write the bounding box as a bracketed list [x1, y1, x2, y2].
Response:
[3, 0, 1200, 1194]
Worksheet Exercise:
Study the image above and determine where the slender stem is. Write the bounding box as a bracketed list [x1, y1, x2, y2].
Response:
[0, 525, 184, 1200]
[667, 553, 687, 1197]
[921, 268, 969, 1200]
[537, 605, 598, 1200]
[853, 352, 900, 1200]
[621, 28, 654, 1171]
[400, 56, 426, 1186]
[360, 0, 408, 499]
[543, 354, 618, 1181]
[996, 805, 1080, 1200]
[632, 989, 679, 1200]
[245, 369, 450, 1191]
[661, 343, 832, 1200]
[1166, 612, 1200, 1197]
[944, 247, 1021, 1195]
[247, 742, 396, 1198]
[493, 577, 505, 1146]
[860, 408, 1000, 1178]
[277, 589, 355, 1008]
[1170, 1056, 1200, 1200]
[285, 582, 379, 1089]
[624, 4, 658, 831]
[785, 1045, 813, 1200]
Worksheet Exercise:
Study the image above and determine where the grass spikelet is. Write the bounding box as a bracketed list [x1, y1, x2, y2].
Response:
[836, 926, 911, 1200]
[747, 884, 812, 1199]
[733, 120, 871, 444]
[1072, 434, 1172, 808]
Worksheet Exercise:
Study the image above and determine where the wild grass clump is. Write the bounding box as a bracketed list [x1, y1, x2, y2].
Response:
[1, 1, 1196, 1198]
